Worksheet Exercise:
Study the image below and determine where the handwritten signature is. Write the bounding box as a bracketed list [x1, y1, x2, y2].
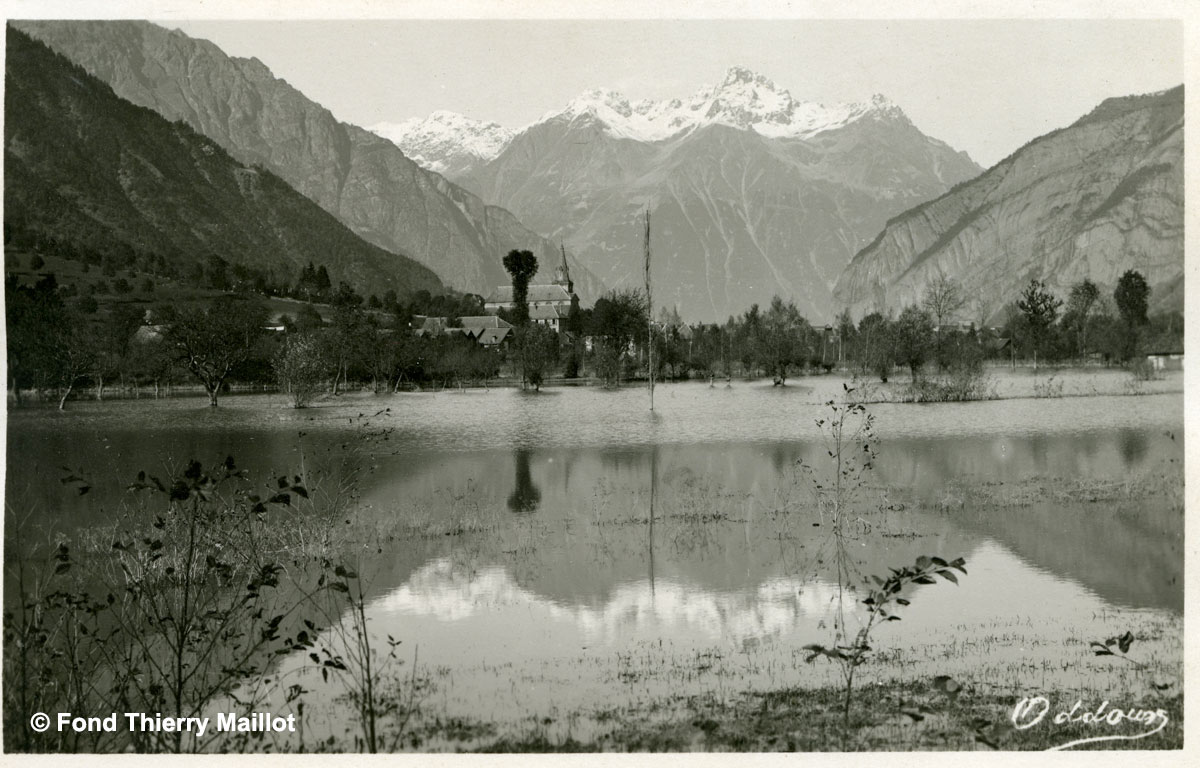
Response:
[1011, 696, 1169, 750]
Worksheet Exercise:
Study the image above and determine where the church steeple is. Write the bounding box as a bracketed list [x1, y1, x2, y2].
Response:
[554, 243, 574, 294]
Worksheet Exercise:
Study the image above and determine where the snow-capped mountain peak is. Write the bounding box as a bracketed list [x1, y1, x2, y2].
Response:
[721, 64, 777, 88]
[566, 88, 635, 118]
[542, 67, 911, 142]
[382, 68, 916, 169]
[370, 111, 514, 173]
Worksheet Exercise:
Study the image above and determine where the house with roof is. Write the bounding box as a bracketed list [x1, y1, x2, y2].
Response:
[413, 316, 464, 338]
[529, 304, 566, 332]
[413, 314, 514, 347]
[461, 315, 514, 347]
[1146, 347, 1183, 372]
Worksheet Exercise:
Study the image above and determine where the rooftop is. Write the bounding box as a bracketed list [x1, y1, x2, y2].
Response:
[472, 327, 513, 345]
[459, 315, 513, 330]
[486, 284, 574, 304]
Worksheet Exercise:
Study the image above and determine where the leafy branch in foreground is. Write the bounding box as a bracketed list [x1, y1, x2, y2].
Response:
[804, 554, 967, 724]
[304, 563, 428, 752]
[1090, 630, 1146, 669]
[796, 387, 876, 527]
[3, 456, 324, 752]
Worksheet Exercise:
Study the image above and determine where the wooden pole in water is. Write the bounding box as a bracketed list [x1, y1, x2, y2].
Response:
[645, 208, 654, 411]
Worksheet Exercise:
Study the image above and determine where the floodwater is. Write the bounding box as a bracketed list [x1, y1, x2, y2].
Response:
[4, 370, 1185, 747]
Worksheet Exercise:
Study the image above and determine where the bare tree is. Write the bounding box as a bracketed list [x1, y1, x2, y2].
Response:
[969, 282, 999, 330]
[54, 315, 97, 410]
[273, 332, 329, 408]
[922, 272, 967, 368]
[163, 297, 267, 406]
[921, 272, 967, 331]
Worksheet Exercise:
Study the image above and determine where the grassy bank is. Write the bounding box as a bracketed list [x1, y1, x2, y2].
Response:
[471, 679, 1182, 752]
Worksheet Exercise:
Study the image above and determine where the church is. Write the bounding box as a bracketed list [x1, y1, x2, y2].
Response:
[484, 249, 580, 333]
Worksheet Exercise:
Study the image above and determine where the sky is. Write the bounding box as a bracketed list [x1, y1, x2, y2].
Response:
[166, 18, 1184, 168]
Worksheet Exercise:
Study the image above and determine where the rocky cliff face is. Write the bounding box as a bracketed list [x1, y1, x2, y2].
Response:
[399, 68, 981, 322]
[16, 20, 602, 301]
[834, 87, 1184, 322]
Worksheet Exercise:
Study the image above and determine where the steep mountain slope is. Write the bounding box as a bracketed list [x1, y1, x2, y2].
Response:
[834, 86, 1184, 322]
[398, 68, 981, 321]
[16, 20, 602, 301]
[3, 28, 443, 297]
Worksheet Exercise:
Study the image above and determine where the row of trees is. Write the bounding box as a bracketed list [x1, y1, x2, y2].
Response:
[5, 275, 500, 408]
[7, 261, 1179, 408]
[6, 275, 270, 408]
[667, 270, 1173, 384]
[11, 235, 485, 327]
[1005, 270, 1173, 367]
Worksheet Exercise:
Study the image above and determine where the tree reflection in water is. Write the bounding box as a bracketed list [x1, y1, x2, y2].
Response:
[507, 448, 542, 515]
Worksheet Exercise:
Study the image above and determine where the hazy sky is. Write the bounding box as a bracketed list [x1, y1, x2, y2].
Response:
[167, 19, 1182, 168]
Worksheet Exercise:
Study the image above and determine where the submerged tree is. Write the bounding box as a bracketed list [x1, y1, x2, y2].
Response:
[1112, 269, 1151, 363]
[502, 249, 538, 327]
[516, 324, 560, 391]
[892, 306, 934, 376]
[1064, 278, 1100, 359]
[1114, 269, 1150, 328]
[922, 273, 967, 369]
[327, 291, 369, 395]
[6, 274, 65, 404]
[93, 303, 145, 400]
[855, 312, 894, 382]
[162, 296, 267, 406]
[1016, 279, 1062, 369]
[761, 295, 809, 385]
[588, 288, 647, 386]
[50, 308, 98, 410]
[273, 332, 328, 408]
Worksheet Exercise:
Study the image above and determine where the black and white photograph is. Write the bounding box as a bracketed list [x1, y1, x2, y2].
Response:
[1, 0, 1192, 758]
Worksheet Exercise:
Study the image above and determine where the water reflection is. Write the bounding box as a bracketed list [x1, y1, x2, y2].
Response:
[506, 449, 541, 515]
[378, 557, 860, 646]
[7, 420, 1182, 613]
[1119, 428, 1148, 467]
[6, 383, 1183, 739]
[647, 447, 657, 593]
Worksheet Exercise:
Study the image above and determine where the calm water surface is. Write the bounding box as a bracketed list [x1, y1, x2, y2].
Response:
[5, 372, 1184, 742]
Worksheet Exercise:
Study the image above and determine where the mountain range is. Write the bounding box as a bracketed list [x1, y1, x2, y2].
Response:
[11, 21, 1184, 325]
[833, 85, 1184, 322]
[385, 67, 983, 321]
[15, 20, 604, 302]
[4, 27, 443, 298]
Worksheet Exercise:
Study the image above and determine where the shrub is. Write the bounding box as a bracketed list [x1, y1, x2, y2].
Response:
[1129, 357, 1161, 382]
[1032, 375, 1064, 398]
[273, 332, 329, 408]
[3, 459, 315, 752]
[903, 368, 995, 402]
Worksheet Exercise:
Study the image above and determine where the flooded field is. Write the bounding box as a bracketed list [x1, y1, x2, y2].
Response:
[4, 370, 1184, 750]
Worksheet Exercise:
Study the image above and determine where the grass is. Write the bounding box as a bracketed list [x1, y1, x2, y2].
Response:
[937, 472, 1183, 509]
[441, 633, 1183, 752]
[510, 680, 1183, 752]
[844, 367, 1182, 404]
